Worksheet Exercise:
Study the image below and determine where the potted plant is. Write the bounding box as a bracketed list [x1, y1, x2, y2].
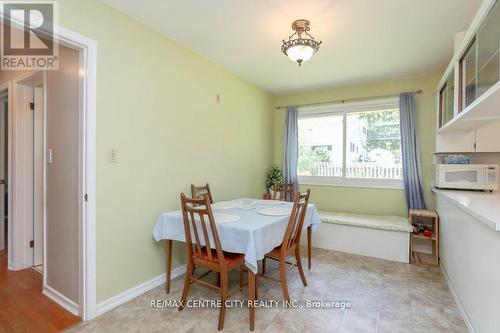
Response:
[264, 165, 283, 199]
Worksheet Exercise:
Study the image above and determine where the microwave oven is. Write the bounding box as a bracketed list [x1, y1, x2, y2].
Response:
[434, 164, 498, 191]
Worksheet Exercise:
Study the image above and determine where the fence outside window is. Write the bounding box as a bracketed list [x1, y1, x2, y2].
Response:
[301, 162, 403, 180]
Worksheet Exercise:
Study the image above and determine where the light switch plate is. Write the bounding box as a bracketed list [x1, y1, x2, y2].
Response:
[108, 148, 118, 163]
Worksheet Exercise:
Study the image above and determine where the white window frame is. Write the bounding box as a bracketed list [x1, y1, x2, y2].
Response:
[297, 97, 404, 190]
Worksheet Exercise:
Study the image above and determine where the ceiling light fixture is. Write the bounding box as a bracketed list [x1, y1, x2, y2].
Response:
[281, 19, 322, 66]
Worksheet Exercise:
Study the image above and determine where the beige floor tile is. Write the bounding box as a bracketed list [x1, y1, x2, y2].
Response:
[340, 307, 378, 333]
[266, 306, 344, 333]
[64, 320, 108, 333]
[376, 318, 413, 333]
[67, 249, 466, 333]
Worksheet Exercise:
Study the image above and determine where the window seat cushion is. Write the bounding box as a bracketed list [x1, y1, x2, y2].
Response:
[318, 211, 412, 233]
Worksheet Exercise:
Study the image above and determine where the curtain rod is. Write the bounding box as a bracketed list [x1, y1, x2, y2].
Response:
[274, 89, 423, 110]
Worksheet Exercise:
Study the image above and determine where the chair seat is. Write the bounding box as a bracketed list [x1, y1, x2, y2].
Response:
[193, 247, 245, 265]
[265, 244, 296, 259]
[266, 245, 281, 257]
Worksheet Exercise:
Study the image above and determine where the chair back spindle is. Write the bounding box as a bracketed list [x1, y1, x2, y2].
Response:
[191, 183, 214, 204]
[180, 193, 224, 266]
[272, 182, 295, 202]
[281, 190, 310, 254]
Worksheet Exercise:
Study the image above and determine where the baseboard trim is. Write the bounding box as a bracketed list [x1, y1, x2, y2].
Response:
[440, 264, 475, 333]
[43, 285, 80, 316]
[95, 264, 187, 317]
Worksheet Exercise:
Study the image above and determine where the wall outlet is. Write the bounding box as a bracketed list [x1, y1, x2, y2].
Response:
[108, 148, 118, 163]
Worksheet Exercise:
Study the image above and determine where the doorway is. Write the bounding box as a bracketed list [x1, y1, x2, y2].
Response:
[5, 47, 82, 316]
[0, 79, 81, 331]
[0, 15, 97, 320]
[9, 72, 44, 273]
[0, 63, 84, 331]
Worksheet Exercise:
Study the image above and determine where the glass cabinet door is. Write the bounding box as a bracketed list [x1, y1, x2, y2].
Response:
[457, 0, 499, 112]
[476, 0, 500, 99]
[459, 39, 477, 111]
[439, 71, 455, 127]
[439, 0, 500, 128]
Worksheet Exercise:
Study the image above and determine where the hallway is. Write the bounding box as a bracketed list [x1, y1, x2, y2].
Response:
[0, 250, 80, 333]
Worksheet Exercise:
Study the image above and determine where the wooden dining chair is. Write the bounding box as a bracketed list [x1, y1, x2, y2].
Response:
[178, 193, 248, 331]
[272, 182, 295, 202]
[191, 183, 214, 204]
[260, 189, 311, 301]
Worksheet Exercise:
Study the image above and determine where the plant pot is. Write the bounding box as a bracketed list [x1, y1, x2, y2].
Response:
[262, 193, 272, 200]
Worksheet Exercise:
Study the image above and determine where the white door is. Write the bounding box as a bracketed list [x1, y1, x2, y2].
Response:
[45, 45, 81, 304]
[436, 130, 476, 153]
[0, 90, 6, 251]
[475, 121, 500, 152]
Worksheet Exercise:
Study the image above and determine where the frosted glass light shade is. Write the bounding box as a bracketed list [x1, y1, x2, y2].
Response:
[286, 45, 315, 63]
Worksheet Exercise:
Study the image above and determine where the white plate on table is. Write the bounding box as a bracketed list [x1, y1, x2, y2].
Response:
[252, 199, 285, 206]
[214, 213, 240, 224]
[211, 201, 238, 210]
[258, 207, 292, 216]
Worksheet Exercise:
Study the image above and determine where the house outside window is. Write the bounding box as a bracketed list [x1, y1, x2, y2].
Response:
[297, 98, 403, 189]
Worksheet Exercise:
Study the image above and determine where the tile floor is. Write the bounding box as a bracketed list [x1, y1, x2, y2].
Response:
[66, 248, 467, 333]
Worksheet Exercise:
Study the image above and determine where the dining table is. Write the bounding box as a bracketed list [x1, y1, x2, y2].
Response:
[152, 198, 322, 329]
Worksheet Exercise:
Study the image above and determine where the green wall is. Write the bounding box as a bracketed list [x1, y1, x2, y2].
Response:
[51, 0, 440, 303]
[57, 0, 274, 302]
[274, 75, 440, 217]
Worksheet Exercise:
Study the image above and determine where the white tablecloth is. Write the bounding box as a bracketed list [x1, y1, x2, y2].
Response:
[153, 199, 322, 273]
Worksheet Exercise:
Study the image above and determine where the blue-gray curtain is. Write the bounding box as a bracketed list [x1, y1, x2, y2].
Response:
[283, 106, 299, 198]
[400, 93, 426, 210]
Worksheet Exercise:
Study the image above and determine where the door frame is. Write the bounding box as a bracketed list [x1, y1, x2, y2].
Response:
[0, 81, 12, 269]
[11, 71, 42, 271]
[1, 15, 97, 320]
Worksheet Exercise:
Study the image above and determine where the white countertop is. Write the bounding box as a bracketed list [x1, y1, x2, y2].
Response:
[432, 188, 500, 231]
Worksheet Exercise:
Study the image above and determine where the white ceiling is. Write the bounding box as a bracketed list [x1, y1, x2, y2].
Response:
[102, 0, 483, 95]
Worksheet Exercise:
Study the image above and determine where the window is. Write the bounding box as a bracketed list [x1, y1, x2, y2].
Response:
[297, 98, 403, 189]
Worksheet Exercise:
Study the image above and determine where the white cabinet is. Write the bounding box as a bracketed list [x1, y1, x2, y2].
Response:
[436, 130, 476, 153]
[475, 120, 500, 152]
[435, 192, 500, 333]
[436, 120, 500, 153]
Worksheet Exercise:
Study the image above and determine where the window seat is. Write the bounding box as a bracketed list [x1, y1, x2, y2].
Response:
[318, 211, 413, 233]
[305, 211, 411, 263]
